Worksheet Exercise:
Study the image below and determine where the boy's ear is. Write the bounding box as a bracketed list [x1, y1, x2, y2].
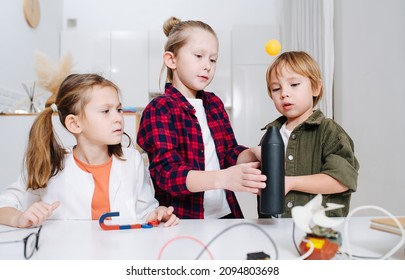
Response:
[65, 114, 81, 134]
[163, 51, 176, 70]
[313, 83, 322, 97]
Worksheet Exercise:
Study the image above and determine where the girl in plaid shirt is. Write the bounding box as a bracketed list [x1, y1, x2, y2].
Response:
[137, 17, 266, 219]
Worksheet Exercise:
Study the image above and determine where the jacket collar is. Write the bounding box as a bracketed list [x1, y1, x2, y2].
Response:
[262, 109, 325, 130]
[165, 83, 208, 114]
[65, 147, 122, 201]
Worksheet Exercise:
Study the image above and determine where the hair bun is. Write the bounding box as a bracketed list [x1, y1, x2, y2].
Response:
[163, 16, 181, 37]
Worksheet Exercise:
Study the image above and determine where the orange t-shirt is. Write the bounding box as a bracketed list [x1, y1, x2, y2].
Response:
[74, 155, 113, 220]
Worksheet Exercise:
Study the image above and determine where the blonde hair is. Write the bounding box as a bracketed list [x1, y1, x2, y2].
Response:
[160, 16, 218, 85]
[266, 51, 323, 107]
[24, 73, 123, 190]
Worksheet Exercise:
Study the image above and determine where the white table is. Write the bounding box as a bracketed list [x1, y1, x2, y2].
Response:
[0, 217, 404, 260]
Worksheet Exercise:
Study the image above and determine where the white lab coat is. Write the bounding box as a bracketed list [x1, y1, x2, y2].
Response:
[0, 148, 158, 222]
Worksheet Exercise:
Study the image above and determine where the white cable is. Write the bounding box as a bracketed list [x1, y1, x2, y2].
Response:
[343, 205, 405, 260]
[296, 239, 314, 260]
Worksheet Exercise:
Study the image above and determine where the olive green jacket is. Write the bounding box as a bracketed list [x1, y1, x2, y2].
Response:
[258, 110, 359, 218]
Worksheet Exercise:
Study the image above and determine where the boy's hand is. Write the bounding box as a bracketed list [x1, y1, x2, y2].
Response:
[249, 146, 262, 162]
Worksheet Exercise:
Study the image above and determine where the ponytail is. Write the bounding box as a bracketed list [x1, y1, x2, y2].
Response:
[24, 107, 66, 190]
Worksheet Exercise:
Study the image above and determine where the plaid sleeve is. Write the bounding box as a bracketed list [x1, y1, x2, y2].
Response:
[205, 93, 247, 168]
[137, 97, 193, 197]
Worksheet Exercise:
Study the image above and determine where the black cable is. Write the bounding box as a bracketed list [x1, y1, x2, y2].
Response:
[292, 222, 302, 256]
[336, 251, 380, 260]
[194, 222, 279, 260]
[0, 225, 41, 234]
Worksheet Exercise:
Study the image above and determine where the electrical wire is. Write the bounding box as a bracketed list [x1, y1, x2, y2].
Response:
[158, 208, 403, 260]
[296, 239, 314, 260]
[343, 205, 405, 260]
[0, 225, 41, 234]
[157, 235, 214, 260]
[292, 221, 316, 260]
[157, 223, 278, 260]
[336, 251, 379, 260]
[292, 222, 301, 255]
[194, 222, 279, 260]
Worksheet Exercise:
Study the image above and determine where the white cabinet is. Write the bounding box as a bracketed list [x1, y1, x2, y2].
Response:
[60, 31, 111, 78]
[205, 30, 232, 108]
[111, 31, 149, 107]
[231, 24, 281, 148]
[148, 29, 166, 94]
[61, 31, 149, 108]
[232, 65, 279, 147]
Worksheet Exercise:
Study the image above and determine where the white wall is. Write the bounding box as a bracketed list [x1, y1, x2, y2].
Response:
[334, 0, 405, 215]
[61, 0, 283, 31]
[0, 0, 62, 92]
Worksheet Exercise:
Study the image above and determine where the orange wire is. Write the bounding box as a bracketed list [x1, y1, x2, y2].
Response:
[157, 235, 214, 260]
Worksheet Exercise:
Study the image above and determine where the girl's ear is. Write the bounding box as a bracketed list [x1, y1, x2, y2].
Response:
[65, 114, 82, 134]
[163, 51, 176, 70]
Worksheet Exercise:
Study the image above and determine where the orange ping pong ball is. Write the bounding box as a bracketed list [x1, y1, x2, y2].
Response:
[265, 39, 281, 56]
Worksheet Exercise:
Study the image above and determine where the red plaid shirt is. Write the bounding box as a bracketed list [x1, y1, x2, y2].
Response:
[137, 83, 246, 219]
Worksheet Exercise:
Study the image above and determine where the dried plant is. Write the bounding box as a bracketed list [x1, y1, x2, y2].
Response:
[34, 51, 74, 107]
